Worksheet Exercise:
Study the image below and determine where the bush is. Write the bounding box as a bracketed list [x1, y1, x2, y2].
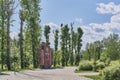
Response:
[78, 61, 93, 71]
[96, 62, 105, 70]
[110, 60, 119, 66]
[55, 65, 63, 68]
[105, 58, 111, 66]
[102, 65, 120, 80]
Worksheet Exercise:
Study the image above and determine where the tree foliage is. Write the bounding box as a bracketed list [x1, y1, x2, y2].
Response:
[75, 27, 83, 65]
[20, 0, 41, 68]
[83, 33, 120, 65]
[44, 25, 50, 45]
[54, 29, 59, 67]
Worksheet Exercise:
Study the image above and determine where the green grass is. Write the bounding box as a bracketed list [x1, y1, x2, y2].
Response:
[51, 65, 63, 69]
[74, 68, 93, 73]
[85, 75, 101, 80]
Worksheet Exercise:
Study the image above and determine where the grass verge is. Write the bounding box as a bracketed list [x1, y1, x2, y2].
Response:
[74, 68, 93, 73]
[85, 75, 101, 80]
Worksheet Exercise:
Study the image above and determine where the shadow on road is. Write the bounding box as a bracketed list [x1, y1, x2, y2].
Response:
[41, 67, 63, 70]
[16, 72, 50, 79]
[0, 72, 10, 75]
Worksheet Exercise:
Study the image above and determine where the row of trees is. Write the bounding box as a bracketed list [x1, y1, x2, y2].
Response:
[43, 23, 83, 67]
[83, 33, 120, 62]
[60, 24, 83, 66]
[0, 0, 16, 70]
[0, 0, 41, 70]
[44, 24, 83, 66]
[0, 0, 84, 71]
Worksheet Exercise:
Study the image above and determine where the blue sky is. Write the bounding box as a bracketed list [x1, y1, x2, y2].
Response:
[11, 0, 120, 49]
[41, 0, 120, 25]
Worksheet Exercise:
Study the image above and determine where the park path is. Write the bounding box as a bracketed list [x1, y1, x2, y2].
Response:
[0, 67, 98, 80]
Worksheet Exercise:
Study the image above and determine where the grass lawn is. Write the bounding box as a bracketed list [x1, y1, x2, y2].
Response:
[85, 75, 101, 80]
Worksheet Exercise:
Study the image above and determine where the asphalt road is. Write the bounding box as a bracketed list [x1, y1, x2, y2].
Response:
[0, 67, 98, 80]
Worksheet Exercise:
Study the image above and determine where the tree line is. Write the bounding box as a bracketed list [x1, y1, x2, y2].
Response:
[0, 0, 84, 71]
[0, 0, 41, 70]
[83, 33, 120, 68]
[60, 24, 83, 66]
[46, 23, 84, 67]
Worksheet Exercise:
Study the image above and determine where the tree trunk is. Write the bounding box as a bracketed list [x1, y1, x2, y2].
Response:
[71, 24, 74, 66]
[32, 40, 36, 68]
[7, 12, 11, 70]
[20, 17, 24, 69]
[1, 13, 4, 70]
[1, 0, 5, 69]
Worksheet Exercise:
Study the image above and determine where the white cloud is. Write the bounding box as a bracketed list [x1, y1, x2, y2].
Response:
[75, 18, 83, 23]
[49, 32, 55, 48]
[81, 20, 120, 49]
[81, 2, 120, 49]
[96, 2, 120, 14]
[76, 2, 120, 49]
[111, 13, 120, 23]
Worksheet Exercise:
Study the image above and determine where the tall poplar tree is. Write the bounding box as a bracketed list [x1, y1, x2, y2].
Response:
[64, 24, 69, 66]
[20, 0, 41, 68]
[0, 0, 6, 69]
[70, 23, 74, 65]
[19, 10, 25, 69]
[54, 29, 59, 66]
[60, 24, 65, 66]
[44, 25, 50, 45]
[6, 0, 16, 70]
[75, 27, 83, 65]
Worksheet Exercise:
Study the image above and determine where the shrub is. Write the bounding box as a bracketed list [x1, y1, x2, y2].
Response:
[110, 60, 119, 66]
[102, 65, 120, 80]
[105, 58, 111, 66]
[96, 62, 105, 70]
[93, 61, 97, 72]
[78, 61, 93, 71]
[55, 65, 62, 68]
